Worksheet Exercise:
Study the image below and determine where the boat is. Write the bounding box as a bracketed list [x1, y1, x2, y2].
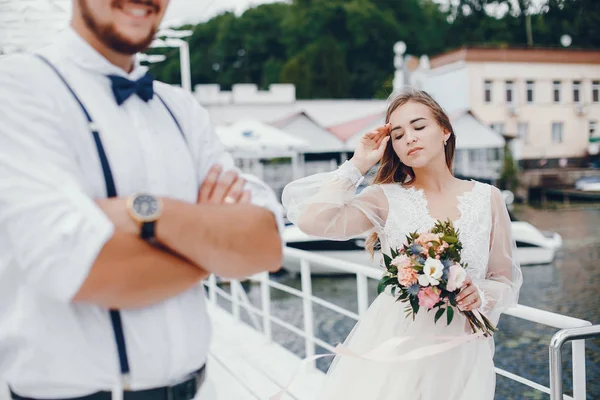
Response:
[283, 214, 562, 275]
[575, 176, 600, 191]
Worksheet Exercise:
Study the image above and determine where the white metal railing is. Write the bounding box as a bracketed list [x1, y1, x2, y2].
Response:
[205, 247, 592, 400]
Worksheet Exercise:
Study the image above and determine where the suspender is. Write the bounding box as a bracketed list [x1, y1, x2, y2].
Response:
[35, 54, 186, 388]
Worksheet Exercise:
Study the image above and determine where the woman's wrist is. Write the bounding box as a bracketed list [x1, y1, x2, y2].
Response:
[349, 157, 373, 175]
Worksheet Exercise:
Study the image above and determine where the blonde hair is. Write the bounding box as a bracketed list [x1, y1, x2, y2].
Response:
[366, 88, 456, 255]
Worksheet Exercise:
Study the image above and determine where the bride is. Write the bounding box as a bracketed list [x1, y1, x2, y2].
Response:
[281, 88, 523, 400]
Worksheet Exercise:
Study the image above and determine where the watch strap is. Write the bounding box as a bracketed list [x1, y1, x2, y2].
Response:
[141, 221, 156, 240]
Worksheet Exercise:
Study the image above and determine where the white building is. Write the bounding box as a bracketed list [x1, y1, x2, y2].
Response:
[412, 47, 600, 169]
[198, 83, 506, 184]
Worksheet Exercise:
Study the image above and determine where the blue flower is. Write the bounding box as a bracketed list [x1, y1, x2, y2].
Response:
[441, 259, 453, 268]
[442, 266, 449, 281]
[409, 244, 424, 255]
[415, 255, 426, 265]
[407, 284, 421, 296]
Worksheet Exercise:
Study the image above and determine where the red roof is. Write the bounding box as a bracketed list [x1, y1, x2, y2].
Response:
[328, 111, 386, 141]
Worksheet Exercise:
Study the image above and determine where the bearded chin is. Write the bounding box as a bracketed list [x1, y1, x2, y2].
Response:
[79, 0, 158, 55]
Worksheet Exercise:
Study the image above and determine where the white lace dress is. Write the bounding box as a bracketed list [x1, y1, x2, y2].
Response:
[281, 161, 523, 400]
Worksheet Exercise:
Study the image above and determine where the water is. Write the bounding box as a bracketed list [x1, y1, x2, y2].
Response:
[229, 205, 600, 400]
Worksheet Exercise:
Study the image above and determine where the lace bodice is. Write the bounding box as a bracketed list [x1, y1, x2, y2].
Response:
[379, 182, 492, 281]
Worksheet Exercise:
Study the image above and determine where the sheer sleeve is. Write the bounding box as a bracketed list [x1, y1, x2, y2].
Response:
[281, 161, 388, 240]
[475, 187, 523, 325]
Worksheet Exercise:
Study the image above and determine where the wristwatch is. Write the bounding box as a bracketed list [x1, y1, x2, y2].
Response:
[127, 193, 163, 241]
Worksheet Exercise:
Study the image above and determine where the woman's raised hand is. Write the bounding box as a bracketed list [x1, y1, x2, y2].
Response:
[349, 123, 391, 175]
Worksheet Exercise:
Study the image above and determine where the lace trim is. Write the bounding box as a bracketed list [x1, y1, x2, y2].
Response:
[332, 161, 364, 187]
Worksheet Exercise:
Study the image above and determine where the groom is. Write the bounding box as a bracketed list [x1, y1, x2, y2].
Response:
[0, 0, 283, 399]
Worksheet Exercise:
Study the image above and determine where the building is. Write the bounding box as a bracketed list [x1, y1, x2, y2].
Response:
[197, 83, 506, 186]
[413, 47, 600, 169]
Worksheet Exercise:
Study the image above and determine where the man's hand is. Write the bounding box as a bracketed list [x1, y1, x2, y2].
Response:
[96, 198, 139, 235]
[198, 165, 252, 204]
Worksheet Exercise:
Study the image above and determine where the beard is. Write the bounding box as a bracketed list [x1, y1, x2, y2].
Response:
[79, 0, 160, 55]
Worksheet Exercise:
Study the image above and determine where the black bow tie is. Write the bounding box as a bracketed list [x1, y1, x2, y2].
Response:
[108, 73, 154, 106]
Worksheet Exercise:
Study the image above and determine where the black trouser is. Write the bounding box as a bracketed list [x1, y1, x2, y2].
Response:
[10, 365, 206, 400]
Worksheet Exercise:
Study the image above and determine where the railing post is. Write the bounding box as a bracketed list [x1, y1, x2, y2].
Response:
[549, 325, 597, 400]
[356, 273, 369, 317]
[260, 271, 273, 341]
[208, 274, 217, 304]
[549, 334, 564, 400]
[300, 259, 316, 367]
[571, 340, 586, 399]
[231, 280, 240, 321]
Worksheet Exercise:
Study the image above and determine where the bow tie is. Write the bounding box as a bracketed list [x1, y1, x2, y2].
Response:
[108, 73, 154, 106]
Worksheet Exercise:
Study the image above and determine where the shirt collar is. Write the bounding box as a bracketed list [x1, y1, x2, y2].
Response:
[58, 27, 149, 80]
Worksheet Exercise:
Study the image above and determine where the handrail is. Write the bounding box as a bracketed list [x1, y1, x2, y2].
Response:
[205, 247, 593, 399]
[550, 325, 600, 400]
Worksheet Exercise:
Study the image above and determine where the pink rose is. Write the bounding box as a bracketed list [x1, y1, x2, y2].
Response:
[446, 264, 467, 292]
[391, 254, 411, 269]
[418, 286, 440, 309]
[415, 233, 441, 247]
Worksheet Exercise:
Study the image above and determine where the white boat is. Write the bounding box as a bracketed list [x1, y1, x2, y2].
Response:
[283, 214, 562, 275]
[575, 176, 600, 191]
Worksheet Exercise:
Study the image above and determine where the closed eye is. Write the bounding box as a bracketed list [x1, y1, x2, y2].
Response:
[414, 126, 425, 131]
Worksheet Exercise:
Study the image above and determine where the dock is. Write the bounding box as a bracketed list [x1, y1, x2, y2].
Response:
[0, 303, 324, 400]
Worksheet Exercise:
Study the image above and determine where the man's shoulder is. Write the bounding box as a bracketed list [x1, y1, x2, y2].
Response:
[0, 49, 66, 94]
[153, 81, 211, 119]
[0, 53, 43, 78]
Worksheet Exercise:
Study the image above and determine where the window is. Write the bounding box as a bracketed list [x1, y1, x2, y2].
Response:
[553, 81, 561, 103]
[505, 80, 514, 104]
[552, 122, 563, 144]
[573, 80, 581, 103]
[593, 81, 599, 103]
[518, 122, 529, 142]
[487, 148, 501, 161]
[526, 80, 534, 103]
[469, 149, 486, 163]
[484, 80, 492, 103]
[590, 120, 598, 138]
[490, 123, 505, 135]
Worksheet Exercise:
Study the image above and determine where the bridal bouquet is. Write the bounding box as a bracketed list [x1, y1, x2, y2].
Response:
[377, 220, 497, 336]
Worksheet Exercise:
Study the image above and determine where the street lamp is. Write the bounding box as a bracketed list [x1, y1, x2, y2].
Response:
[151, 29, 193, 92]
[137, 53, 167, 64]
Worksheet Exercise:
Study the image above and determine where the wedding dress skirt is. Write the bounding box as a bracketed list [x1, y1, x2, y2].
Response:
[316, 292, 496, 400]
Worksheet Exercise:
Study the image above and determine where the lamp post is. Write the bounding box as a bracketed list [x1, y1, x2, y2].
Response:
[151, 29, 193, 92]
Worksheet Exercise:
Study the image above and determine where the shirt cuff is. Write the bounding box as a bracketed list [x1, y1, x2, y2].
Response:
[54, 199, 115, 303]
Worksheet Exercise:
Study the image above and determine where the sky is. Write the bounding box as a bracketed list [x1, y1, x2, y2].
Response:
[163, 0, 287, 25]
[163, 0, 548, 25]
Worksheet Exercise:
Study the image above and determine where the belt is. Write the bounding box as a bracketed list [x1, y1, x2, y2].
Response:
[10, 365, 206, 400]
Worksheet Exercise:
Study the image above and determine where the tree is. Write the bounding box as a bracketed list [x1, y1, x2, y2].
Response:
[500, 143, 519, 192]
[148, 0, 599, 99]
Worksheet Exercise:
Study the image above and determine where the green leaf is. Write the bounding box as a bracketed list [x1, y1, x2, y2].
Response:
[441, 235, 458, 244]
[448, 293, 457, 307]
[447, 306, 454, 325]
[377, 276, 395, 295]
[391, 248, 399, 259]
[428, 246, 436, 258]
[434, 307, 445, 324]
[383, 253, 392, 268]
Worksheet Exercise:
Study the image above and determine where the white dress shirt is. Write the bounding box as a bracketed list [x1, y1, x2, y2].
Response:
[0, 28, 283, 398]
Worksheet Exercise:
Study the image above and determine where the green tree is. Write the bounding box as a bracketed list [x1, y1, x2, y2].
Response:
[148, 0, 599, 99]
[500, 144, 519, 192]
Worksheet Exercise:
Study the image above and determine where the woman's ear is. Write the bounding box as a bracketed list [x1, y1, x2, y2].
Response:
[443, 130, 451, 145]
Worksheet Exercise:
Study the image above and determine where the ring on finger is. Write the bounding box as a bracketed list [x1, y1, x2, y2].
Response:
[224, 196, 236, 204]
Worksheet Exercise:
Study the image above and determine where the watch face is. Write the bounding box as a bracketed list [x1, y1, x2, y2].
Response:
[132, 194, 161, 221]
